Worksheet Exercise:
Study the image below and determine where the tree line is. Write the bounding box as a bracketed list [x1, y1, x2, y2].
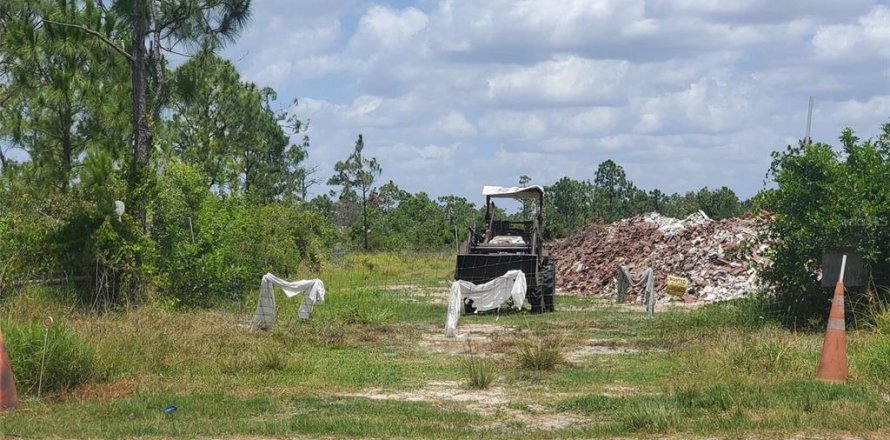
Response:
[316, 147, 748, 249]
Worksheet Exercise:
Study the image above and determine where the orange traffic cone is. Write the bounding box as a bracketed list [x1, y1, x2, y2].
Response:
[815, 255, 847, 383]
[0, 325, 20, 410]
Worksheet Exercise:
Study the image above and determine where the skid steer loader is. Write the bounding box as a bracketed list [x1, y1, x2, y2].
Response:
[455, 185, 555, 313]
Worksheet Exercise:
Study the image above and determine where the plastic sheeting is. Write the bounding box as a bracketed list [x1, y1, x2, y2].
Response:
[251, 273, 326, 330]
[445, 270, 526, 337]
[615, 266, 655, 317]
[481, 185, 544, 199]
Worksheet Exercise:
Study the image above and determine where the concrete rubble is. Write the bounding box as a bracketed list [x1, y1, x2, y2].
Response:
[548, 211, 772, 302]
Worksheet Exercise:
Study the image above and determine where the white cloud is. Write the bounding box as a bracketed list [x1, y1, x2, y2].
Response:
[222, 1, 890, 201]
[827, 96, 890, 128]
[812, 5, 890, 61]
[415, 144, 457, 161]
[564, 107, 623, 135]
[487, 55, 629, 106]
[435, 112, 478, 137]
[479, 111, 549, 139]
[652, 0, 875, 22]
[426, 0, 647, 60]
[222, 4, 347, 87]
[632, 77, 761, 135]
[538, 137, 587, 152]
[349, 5, 430, 52]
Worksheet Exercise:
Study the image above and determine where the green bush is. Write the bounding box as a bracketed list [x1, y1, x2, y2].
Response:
[361, 188, 457, 251]
[759, 124, 890, 328]
[153, 162, 336, 306]
[1, 319, 97, 395]
[0, 174, 155, 306]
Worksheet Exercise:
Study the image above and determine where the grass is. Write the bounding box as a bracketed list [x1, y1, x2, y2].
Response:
[558, 380, 889, 434]
[463, 356, 495, 389]
[0, 317, 98, 395]
[515, 336, 565, 371]
[1, 252, 889, 439]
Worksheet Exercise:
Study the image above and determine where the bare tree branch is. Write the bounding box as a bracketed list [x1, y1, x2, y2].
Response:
[42, 19, 134, 62]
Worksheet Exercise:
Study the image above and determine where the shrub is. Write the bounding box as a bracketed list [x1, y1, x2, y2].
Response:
[153, 163, 336, 306]
[759, 124, 890, 328]
[1, 319, 97, 395]
[0, 176, 155, 306]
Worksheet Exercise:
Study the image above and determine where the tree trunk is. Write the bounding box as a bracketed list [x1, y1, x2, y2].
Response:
[130, 8, 150, 231]
[362, 185, 369, 250]
[59, 97, 73, 193]
[61, 126, 71, 193]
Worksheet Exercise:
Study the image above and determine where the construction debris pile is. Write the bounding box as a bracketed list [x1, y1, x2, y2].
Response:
[549, 211, 771, 302]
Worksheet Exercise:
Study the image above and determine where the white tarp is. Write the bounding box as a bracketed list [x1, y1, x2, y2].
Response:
[445, 270, 527, 337]
[481, 185, 544, 199]
[251, 273, 326, 330]
[489, 235, 526, 245]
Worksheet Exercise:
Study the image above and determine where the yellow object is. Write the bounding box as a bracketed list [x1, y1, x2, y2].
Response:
[665, 275, 688, 297]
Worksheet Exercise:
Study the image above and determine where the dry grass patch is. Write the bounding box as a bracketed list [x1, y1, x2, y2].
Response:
[515, 335, 567, 371]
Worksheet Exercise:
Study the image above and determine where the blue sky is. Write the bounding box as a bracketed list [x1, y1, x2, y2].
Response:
[222, 0, 890, 201]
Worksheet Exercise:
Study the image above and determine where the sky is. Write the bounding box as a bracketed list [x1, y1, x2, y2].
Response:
[221, 0, 890, 201]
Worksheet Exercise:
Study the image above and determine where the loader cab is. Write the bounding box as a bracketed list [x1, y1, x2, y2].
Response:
[470, 186, 544, 257]
[456, 185, 554, 313]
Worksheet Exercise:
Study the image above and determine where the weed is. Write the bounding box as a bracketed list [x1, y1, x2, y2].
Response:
[256, 345, 287, 371]
[314, 321, 349, 348]
[864, 295, 890, 335]
[871, 310, 890, 335]
[852, 334, 890, 388]
[344, 304, 393, 326]
[649, 296, 776, 344]
[463, 356, 495, 390]
[674, 384, 740, 410]
[515, 336, 565, 371]
[557, 394, 614, 413]
[618, 399, 681, 431]
[218, 355, 250, 375]
[1, 318, 97, 395]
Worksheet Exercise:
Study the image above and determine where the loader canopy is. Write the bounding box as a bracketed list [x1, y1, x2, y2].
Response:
[481, 185, 544, 200]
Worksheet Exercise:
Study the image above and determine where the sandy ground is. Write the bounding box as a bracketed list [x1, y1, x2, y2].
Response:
[339, 380, 584, 431]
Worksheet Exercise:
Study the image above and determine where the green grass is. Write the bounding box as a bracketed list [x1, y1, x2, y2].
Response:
[515, 336, 565, 371]
[558, 380, 889, 435]
[463, 356, 496, 390]
[2, 252, 889, 439]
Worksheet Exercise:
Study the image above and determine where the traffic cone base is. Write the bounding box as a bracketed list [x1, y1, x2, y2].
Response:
[815, 281, 847, 383]
[0, 327, 20, 410]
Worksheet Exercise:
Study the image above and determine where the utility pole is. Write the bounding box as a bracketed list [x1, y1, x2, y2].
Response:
[805, 96, 814, 145]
